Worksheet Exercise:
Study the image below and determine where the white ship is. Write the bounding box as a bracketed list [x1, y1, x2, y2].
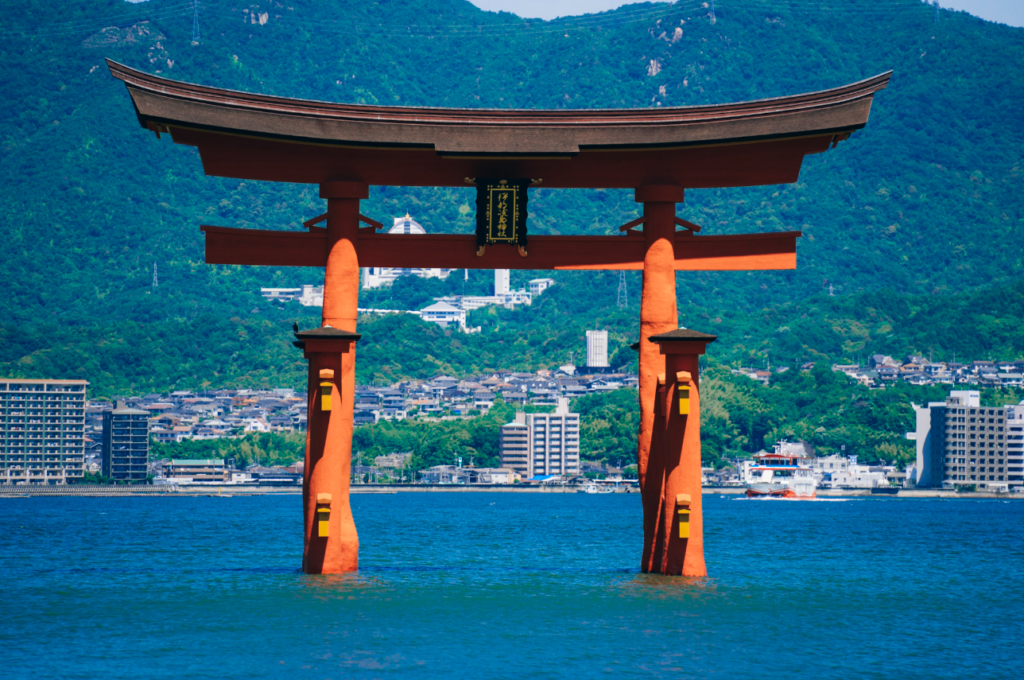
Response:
[743, 441, 817, 499]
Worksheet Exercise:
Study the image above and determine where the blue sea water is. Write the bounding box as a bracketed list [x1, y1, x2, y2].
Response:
[1, 493, 1022, 679]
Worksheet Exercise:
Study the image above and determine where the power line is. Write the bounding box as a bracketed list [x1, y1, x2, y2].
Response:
[0, 3, 196, 39]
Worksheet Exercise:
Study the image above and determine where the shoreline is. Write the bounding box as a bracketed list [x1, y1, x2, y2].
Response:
[0, 484, 1019, 499]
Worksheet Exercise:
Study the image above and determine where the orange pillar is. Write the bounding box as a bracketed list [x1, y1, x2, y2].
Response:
[648, 329, 716, 576]
[635, 185, 683, 573]
[298, 328, 361, 574]
[300, 180, 367, 574]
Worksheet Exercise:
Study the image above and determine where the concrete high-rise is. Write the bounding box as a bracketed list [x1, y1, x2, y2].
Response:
[102, 401, 151, 482]
[0, 378, 88, 484]
[912, 390, 1024, 489]
[499, 398, 580, 478]
[586, 330, 610, 369]
[494, 269, 510, 296]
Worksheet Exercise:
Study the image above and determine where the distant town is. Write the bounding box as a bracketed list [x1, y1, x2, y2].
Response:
[731, 354, 1024, 390]
[2, 371, 1021, 494]
[2, 216, 1022, 492]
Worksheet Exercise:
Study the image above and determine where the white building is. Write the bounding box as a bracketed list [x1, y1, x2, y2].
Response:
[434, 270, 535, 312]
[586, 330, 610, 369]
[495, 269, 510, 296]
[810, 453, 850, 485]
[499, 398, 580, 478]
[361, 214, 453, 289]
[260, 284, 323, 306]
[529, 278, 555, 295]
[419, 301, 467, 330]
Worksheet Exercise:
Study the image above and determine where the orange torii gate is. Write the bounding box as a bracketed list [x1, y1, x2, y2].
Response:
[109, 61, 889, 576]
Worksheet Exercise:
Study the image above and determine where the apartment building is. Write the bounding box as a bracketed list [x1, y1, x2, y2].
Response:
[102, 401, 151, 482]
[499, 398, 580, 478]
[586, 330, 609, 369]
[0, 378, 88, 484]
[912, 390, 1024, 489]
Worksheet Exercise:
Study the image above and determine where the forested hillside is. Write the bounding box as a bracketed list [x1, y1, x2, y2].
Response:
[0, 0, 1022, 392]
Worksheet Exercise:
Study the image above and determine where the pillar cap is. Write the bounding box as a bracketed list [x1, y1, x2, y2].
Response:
[319, 181, 369, 199]
[294, 325, 362, 341]
[635, 185, 685, 204]
[647, 328, 717, 344]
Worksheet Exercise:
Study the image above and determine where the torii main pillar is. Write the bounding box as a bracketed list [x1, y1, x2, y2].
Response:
[634, 185, 717, 577]
[298, 180, 367, 574]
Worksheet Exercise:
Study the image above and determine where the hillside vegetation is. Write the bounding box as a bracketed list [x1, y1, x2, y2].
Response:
[1, 1, 1022, 459]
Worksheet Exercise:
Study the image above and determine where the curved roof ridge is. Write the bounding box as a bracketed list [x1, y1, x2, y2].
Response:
[106, 59, 890, 128]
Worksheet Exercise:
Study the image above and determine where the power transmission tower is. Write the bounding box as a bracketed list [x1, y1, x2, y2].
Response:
[710, 0, 716, 24]
[934, 1, 939, 23]
[617, 271, 628, 308]
[152, 261, 158, 289]
[192, 0, 201, 44]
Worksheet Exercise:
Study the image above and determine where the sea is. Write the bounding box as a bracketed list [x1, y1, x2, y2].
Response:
[1, 493, 1022, 679]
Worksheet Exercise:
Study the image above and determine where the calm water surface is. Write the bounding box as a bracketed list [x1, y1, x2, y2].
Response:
[1, 493, 1022, 679]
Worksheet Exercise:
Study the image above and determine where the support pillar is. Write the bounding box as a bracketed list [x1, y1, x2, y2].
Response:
[298, 180, 368, 574]
[634, 184, 683, 573]
[648, 329, 716, 576]
[296, 327, 362, 573]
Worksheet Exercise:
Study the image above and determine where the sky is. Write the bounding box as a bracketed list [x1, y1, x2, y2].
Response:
[467, 0, 1024, 27]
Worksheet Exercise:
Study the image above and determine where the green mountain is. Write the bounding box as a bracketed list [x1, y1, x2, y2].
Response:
[1, 0, 1022, 393]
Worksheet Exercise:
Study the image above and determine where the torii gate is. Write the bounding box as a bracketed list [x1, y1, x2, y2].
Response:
[109, 61, 889, 576]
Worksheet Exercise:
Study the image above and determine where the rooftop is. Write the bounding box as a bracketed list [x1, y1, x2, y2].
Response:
[108, 60, 889, 189]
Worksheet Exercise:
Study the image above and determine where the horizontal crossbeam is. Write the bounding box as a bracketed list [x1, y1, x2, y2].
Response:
[201, 226, 799, 271]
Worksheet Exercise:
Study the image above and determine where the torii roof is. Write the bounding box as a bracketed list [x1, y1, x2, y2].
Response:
[107, 60, 890, 190]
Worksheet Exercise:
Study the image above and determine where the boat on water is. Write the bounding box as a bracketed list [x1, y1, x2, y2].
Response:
[578, 482, 614, 494]
[743, 441, 817, 499]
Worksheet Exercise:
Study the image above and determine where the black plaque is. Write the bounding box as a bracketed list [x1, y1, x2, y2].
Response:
[476, 179, 529, 248]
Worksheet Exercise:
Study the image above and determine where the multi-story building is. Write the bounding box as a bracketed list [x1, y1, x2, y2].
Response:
[528, 278, 555, 295]
[0, 378, 88, 484]
[499, 419, 530, 475]
[912, 390, 1023, 489]
[586, 330, 609, 369]
[102, 401, 151, 482]
[259, 284, 324, 306]
[419, 301, 467, 330]
[499, 398, 580, 478]
[165, 459, 229, 483]
[1008, 405, 1024, 487]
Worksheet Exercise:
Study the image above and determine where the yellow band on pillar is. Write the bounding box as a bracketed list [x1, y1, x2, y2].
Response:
[320, 381, 333, 411]
[678, 509, 690, 538]
[317, 506, 331, 537]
